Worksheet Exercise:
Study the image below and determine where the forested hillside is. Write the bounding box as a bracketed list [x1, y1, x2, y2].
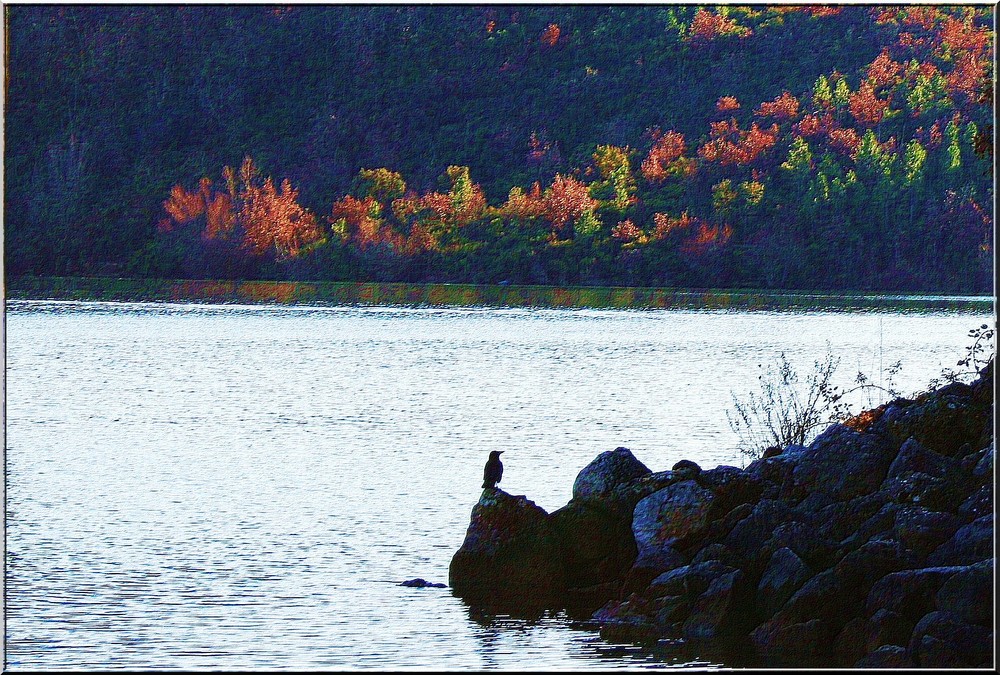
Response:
[5, 5, 994, 292]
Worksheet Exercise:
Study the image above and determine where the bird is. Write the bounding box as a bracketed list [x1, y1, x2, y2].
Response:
[482, 451, 504, 489]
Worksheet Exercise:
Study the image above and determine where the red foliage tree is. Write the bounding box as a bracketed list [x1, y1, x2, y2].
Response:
[542, 173, 596, 236]
[686, 9, 751, 44]
[755, 91, 800, 120]
[866, 49, 903, 89]
[849, 81, 891, 126]
[540, 23, 560, 47]
[640, 130, 694, 182]
[716, 96, 741, 113]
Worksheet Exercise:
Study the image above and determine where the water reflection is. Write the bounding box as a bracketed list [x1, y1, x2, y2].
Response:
[5, 301, 988, 669]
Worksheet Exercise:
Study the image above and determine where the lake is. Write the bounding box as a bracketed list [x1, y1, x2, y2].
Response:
[3, 299, 992, 669]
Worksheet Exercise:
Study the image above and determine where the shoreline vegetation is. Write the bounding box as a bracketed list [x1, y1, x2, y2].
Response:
[4, 276, 994, 312]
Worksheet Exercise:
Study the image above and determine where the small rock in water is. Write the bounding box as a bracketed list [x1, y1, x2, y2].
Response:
[400, 578, 446, 588]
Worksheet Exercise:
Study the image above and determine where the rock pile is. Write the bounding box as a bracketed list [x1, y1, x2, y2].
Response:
[449, 362, 994, 667]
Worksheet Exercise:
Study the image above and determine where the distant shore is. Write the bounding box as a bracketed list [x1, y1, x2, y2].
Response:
[4, 276, 994, 312]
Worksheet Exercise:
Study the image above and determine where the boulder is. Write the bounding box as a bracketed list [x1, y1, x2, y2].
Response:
[750, 617, 833, 658]
[830, 538, 914, 600]
[632, 480, 715, 568]
[681, 568, 751, 639]
[789, 425, 897, 502]
[865, 566, 964, 622]
[695, 465, 764, 514]
[834, 609, 912, 667]
[723, 499, 797, 572]
[875, 385, 987, 457]
[885, 437, 960, 481]
[756, 547, 812, 618]
[449, 489, 565, 607]
[648, 561, 736, 600]
[908, 610, 993, 668]
[926, 513, 993, 566]
[571, 446, 651, 516]
[934, 559, 993, 626]
[892, 506, 964, 558]
[957, 482, 992, 521]
[550, 500, 635, 589]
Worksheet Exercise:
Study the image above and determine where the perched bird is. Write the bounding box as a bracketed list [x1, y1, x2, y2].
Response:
[482, 450, 504, 489]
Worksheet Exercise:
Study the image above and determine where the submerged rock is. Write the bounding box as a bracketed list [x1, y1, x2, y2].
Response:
[400, 578, 447, 588]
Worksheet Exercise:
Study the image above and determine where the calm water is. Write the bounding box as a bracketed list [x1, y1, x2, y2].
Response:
[3, 300, 992, 670]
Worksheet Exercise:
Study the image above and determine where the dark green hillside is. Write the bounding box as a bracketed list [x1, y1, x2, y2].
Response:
[4, 5, 994, 292]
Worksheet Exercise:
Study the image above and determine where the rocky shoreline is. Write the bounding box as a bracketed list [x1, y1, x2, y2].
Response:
[449, 362, 994, 668]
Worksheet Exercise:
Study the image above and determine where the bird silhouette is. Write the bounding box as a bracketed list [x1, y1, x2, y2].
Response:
[482, 450, 504, 489]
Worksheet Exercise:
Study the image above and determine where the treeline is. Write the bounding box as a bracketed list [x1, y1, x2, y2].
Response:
[5, 5, 994, 292]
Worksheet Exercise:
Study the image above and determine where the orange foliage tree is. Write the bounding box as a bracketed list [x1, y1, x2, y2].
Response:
[755, 92, 800, 120]
[542, 173, 596, 239]
[641, 130, 695, 183]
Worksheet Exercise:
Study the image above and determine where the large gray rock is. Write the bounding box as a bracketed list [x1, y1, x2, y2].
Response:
[449, 489, 565, 607]
[789, 425, 897, 502]
[571, 446, 650, 514]
[632, 479, 715, 566]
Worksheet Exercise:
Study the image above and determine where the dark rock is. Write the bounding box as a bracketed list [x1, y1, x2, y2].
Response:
[756, 547, 812, 619]
[835, 502, 903, 557]
[696, 465, 764, 515]
[935, 559, 993, 626]
[766, 520, 839, 570]
[876, 387, 987, 457]
[593, 594, 663, 644]
[831, 538, 914, 600]
[885, 437, 960, 481]
[926, 513, 993, 566]
[550, 501, 635, 589]
[761, 445, 782, 459]
[973, 442, 993, 477]
[653, 594, 691, 626]
[689, 542, 734, 565]
[400, 578, 447, 588]
[865, 566, 965, 621]
[834, 609, 912, 667]
[772, 568, 855, 630]
[853, 644, 915, 668]
[723, 499, 797, 573]
[648, 561, 736, 600]
[789, 425, 897, 502]
[632, 480, 715, 566]
[572, 446, 651, 514]
[449, 489, 565, 607]
[957, 482, 993, 521]
[682, 568, 751, 639]
[750, 617, 834, 657]
[816, 491, 891, 544]
[564, 581, 622, 618]
[744, 447, 804, 490]
[909, 610, 993, 668]
[671, 459, 701, 478]
[892, 506, 964, 558]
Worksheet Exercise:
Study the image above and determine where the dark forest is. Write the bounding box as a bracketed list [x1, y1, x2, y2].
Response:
[4, 5, 994, 292]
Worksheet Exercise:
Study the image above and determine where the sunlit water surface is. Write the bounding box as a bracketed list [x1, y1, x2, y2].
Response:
[4, 300, 991, 669]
